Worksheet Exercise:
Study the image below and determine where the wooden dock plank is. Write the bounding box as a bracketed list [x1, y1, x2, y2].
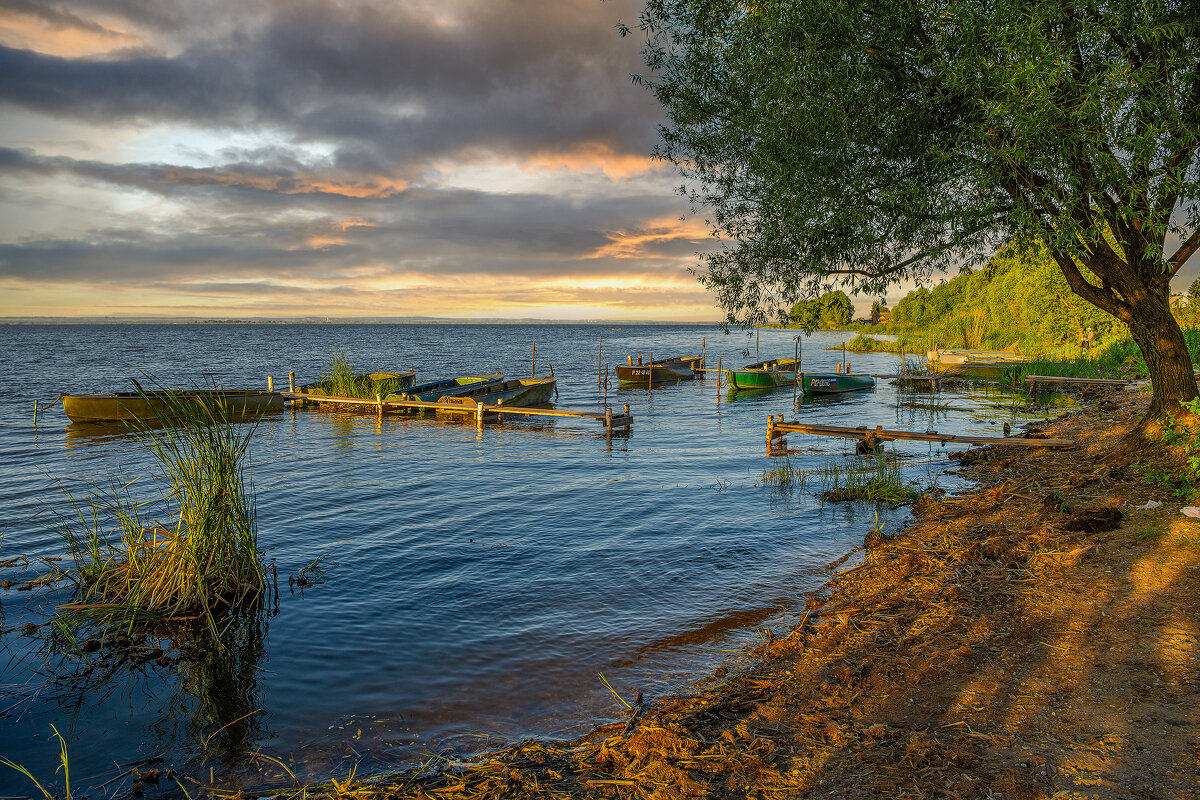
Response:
[768, 419, 1073, 449]
[280, 391, 628, 428]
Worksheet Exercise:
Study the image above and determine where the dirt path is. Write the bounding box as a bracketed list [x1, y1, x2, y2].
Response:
[298, 388, 1200, 800]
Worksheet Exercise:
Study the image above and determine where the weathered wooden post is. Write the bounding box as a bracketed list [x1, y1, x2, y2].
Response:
[623, 402, 630, 417]
[767, 414, 774, 451]
[605, 406, 613, 437]
[598, 336, 603, 387]
[267, 375, 274, 392]
[376, 391, 383, 420]
[532, 342, 536, 377]
[477, 400, 485, 432]
[701, 337, 706, 372]
[33, 399, 39, 426]
[717, 356, 722, 407]
[288, 371, 295, 392]
[604, 364, 609, 405]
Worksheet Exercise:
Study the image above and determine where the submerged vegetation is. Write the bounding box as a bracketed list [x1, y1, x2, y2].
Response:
[308, 350, 411, 399]
[48, 387, 268, 638]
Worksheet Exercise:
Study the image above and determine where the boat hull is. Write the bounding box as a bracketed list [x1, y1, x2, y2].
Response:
[802, 373, 876, 395]
[435, 377, 558, 416]
[63, 390, 285, 423]
[388, 374, 504, 405]
[616, 356, 704, 386]
[725, 359, 802, 391]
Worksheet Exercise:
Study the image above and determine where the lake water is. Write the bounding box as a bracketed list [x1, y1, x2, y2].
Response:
[0, 323, 1052, 793]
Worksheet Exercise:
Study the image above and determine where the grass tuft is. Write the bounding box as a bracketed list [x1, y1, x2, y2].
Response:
[309, 350, 411, 399]
[761, 456, 806, 492]
[820, 452, 920, 504]
[49, 384, 267, 637]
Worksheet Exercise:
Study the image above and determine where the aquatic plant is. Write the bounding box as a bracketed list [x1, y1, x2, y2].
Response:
[312, 350, 410, 399]
[839, 333, 923, 354]
[50, 386, 266, 635]
[0, 725, 72, 800]
[820, 452, 919, 504]
[760, 456, 806, 492]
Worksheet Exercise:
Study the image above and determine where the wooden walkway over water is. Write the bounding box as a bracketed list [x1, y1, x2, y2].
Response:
[766, 416, 1074, 452]
[280, 392, 633, 435]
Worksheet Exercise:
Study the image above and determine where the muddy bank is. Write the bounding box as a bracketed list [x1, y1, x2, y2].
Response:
[272, 388, 1200, 799]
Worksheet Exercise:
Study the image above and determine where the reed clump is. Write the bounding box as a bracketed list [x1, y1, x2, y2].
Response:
[311, 350, 410, 399]
[760, 456, 806, 491]
[821, 452, 920, 504]
[51, 387, 266, 632]
[840, 333, 922, 354]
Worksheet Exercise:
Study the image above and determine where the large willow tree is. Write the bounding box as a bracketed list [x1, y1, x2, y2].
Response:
[629, 0, 1200, 418]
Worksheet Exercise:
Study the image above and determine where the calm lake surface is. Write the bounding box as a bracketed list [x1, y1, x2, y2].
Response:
[0, 323, 1056, 793]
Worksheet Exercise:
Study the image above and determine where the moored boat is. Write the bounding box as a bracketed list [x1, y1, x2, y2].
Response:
[434, 377, 558, 417]
[801, 373, 876, 395]
[925, 349, 1033, 376]
[615, 356, 704, 386]
[63, 390, 285, 423]
[385, 373, 505, 413]
[725, 358, 802, 391]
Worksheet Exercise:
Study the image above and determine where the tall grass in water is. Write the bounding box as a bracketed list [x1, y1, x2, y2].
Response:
[313, 350, 410, 399]
[761, 455, 806, 492]
[820, 452, 919, 503]
[52, 386, 265, 634]
[841, 333, 923, 354]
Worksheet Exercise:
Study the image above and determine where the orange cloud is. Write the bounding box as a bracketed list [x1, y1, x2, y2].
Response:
[522, 143, 658, 179]
[0, 8, 144, 58]
[158, 167, 409, 198]
[589, 216, 712, 260]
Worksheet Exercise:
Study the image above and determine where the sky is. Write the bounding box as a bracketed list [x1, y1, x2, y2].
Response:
[3, 1, 1195, 323]
[0, 0, 726, 320]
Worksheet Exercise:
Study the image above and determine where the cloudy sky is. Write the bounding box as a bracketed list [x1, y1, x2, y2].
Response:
[0, 0, 726, 320]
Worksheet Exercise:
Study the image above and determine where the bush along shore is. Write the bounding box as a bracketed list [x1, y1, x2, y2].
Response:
[246, 385, 1197, 800]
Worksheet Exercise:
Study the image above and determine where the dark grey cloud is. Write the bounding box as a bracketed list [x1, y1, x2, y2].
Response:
[0, 0, 661, 167]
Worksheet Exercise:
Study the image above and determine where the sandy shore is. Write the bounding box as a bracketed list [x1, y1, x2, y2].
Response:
[291, 386, 1199, 799]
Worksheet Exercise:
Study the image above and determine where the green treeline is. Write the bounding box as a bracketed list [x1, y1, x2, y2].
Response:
[888, 242, 1116, 351]
[788, 291, 853, 329]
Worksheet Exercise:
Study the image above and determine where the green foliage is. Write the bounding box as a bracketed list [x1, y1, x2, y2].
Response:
[890, 241, 1117, 351]
[1157, 397, 1200, 500]
[628, 0, 1200, 411]
[842, 333, 921, 354]
[50, 387, 265, 635]
[312, 351, 410, 399]
[790, 290, 853, 329]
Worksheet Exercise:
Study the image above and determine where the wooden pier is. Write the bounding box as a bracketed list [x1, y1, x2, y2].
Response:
[279, 392, 633, 436]
[765, 416, 1074, 451]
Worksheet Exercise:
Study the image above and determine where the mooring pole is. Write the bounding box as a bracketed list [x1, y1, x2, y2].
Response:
[702, 337, 706, 373]
[377, 391, 383, 420]
[532, 342, 536, 377]
[33, 399, 39, 427]
[477, 400, 485, 432]
[267, 375, 274, 392]
[604, 364, 609, 405]
[756, 328, 760, 359]
[598, 336, 603, 387]
[288, 371, 296, 392]
[793, 335, 800, 406]
[716, 356, 722, 408]
[605, 405, 613, 438]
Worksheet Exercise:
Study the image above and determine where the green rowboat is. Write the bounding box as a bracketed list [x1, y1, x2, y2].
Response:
[724, 358, 803, 391]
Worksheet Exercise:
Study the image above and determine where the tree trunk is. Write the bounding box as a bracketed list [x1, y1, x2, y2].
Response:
[1126, 297, 1199, 420]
